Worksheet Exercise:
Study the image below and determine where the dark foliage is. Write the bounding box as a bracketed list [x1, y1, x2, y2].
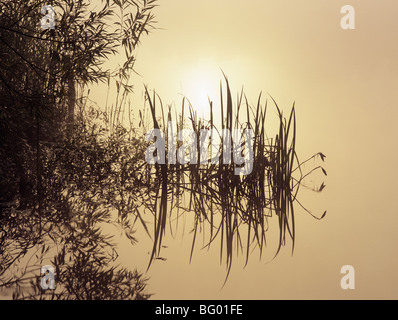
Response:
[0, 0, 157, 300]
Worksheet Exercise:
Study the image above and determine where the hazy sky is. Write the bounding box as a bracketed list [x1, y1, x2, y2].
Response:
[103, 0, 398, 299]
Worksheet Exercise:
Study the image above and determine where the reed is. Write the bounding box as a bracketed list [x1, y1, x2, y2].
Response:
[141, 75, 327, 280]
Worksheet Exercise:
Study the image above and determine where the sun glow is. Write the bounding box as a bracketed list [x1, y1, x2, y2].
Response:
[179, 62, 221, 122]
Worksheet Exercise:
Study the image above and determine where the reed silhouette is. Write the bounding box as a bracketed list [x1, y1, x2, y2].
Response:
[141, 74, 327, 282]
